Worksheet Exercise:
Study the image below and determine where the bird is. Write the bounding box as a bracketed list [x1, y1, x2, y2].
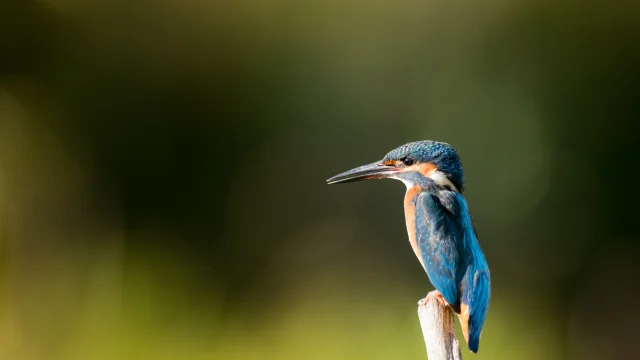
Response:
[326, 140, 490, 353]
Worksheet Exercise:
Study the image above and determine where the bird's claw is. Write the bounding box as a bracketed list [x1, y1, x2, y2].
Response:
[422, 290, 447, 307]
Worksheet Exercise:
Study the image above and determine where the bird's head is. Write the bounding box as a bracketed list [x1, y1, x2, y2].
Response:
[326, 140, 465, 192]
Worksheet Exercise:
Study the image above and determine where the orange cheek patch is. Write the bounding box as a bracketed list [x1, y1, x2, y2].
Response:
[404, 162, 437, 177]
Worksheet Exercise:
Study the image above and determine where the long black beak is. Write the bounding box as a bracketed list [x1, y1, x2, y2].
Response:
[326, 161, 399, 184]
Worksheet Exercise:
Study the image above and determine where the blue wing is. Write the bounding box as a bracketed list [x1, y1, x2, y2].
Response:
[415, 191, 467, 310]
[415, 190, 490, 353]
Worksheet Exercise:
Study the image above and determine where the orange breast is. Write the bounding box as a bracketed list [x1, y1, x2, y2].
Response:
[404, 186, 424, 269]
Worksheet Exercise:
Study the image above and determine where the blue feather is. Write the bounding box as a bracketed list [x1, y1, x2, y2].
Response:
[455, 192, 490, 353]
[414, 190, 490, 353]
[415, 191, 466, 310]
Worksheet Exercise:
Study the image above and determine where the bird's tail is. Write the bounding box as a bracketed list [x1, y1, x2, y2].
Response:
[459, 269, 490, 353]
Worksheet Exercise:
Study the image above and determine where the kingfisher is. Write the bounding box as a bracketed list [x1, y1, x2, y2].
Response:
[326, 140, 490, 353]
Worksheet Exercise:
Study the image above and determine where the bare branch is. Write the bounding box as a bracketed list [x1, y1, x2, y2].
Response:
[417, 291, 463, 360]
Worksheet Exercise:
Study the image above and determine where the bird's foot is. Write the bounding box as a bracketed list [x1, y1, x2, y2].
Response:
[421, 290, 447, 307]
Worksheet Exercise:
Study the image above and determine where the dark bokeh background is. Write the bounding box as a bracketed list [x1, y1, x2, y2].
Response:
[1, 1, 639, 359]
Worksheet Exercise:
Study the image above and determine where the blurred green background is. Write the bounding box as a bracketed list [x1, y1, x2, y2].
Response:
[1, 1, 639, 359]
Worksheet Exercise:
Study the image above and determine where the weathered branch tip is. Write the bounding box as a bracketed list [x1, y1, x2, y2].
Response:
[417, 290, 463, 360]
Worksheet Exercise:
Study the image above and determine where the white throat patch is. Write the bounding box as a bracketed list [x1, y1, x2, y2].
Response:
[390, 175, 413, 190]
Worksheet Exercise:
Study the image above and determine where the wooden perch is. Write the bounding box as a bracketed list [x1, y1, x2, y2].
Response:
[417, 291, 463, 360]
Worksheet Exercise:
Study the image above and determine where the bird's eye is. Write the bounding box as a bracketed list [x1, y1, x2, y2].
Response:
[402, 158, 414, 166]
